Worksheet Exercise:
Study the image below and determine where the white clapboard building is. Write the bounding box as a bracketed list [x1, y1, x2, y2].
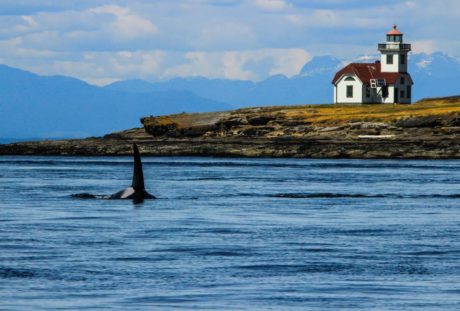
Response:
[332, 25, 413, 104]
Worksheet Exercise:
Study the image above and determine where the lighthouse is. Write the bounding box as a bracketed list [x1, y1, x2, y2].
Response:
[379, 25, 411, 73]
[332, 25, 413, 104]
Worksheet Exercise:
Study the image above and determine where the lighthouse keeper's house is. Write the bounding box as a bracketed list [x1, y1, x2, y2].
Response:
[332, 25, 413, 104]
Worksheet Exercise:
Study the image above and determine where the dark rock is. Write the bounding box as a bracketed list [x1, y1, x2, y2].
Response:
[247, 116, 276, 126]
[217, 117, 248, 130]
[145, 123, 179, 137]
[276, 119, 311, 126]
[179, 125, 217, 137]
[394, 116, 444, 128]
[446, 113, 460, 126]
[241, 127, 274, 137]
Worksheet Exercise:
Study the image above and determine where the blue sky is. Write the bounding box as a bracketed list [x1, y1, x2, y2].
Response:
[0, 0, 458, 85]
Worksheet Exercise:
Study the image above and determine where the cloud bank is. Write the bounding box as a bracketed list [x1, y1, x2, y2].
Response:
[0, 0, 458, 84]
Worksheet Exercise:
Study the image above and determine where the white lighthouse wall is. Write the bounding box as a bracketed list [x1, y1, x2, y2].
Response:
[381, 53, 408, 73]
[334, 75, 363, 104]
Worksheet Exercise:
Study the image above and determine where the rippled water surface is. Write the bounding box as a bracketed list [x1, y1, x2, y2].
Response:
[1, 156, 459, 310]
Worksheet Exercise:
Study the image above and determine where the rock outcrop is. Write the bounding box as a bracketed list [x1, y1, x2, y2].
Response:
[2, 96, 460, 158]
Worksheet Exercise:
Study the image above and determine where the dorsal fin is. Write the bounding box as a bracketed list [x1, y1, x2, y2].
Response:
[131, 144, 145, 190]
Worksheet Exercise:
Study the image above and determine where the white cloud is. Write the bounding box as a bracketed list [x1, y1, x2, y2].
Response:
[285, 14, 302, 25]
[412, 40, 437, 54]
[253, 0, 288, 11]
[416, 59, 431, 69]
[270, 49, 310, 76]
[164, 48, 309, 81]
[89, 5, 158, 41]
[404, 1, 417, 8]
[196, 22, 257, 50]
[0, 0, 459, 83]
[1, 48, 308, 85]
[17, 15, 39, 31]
[89, 5, 131, 16]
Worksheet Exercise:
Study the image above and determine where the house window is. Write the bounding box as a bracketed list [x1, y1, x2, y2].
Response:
[382, 86, 389, 98]
[344, 76, 355, 81]
[400, 90, 405, 98]
[366, 85, 370, 98]
[400, 77, 405, 84]
[407, 85, 411, 98]
[346, 85, 353, 98]
[401, 54, 406, 65]
[387, 54, 393, 65]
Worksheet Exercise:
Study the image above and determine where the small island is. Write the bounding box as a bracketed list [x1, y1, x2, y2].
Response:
[2, 95, 460, 159]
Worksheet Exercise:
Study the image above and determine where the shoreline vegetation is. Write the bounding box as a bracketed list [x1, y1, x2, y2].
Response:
[2, 95, 460, 159]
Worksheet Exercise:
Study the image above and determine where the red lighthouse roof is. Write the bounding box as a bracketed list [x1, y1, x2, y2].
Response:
[387, 25, 402, 35]
[331, 62, 412, 86]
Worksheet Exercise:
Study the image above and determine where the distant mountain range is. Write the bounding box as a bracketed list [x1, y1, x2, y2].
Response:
[1, 52, 459, 139]
[410, 52, 460, 99]
[0, 65, 229, 138]
[105, 55, 343, 107]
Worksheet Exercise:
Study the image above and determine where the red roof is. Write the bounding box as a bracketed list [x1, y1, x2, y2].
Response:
[332, 62, 410, 85]
[387, 25, 402, 35]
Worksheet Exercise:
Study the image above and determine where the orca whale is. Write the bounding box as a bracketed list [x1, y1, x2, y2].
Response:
[109, 144, 156, 201]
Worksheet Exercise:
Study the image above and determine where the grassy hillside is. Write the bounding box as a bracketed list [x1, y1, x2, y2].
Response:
[142, 96, 460, 131]
[282, 96, 460, 125]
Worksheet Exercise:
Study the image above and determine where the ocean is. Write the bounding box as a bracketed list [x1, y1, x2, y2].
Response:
[0, 156, 459, 310]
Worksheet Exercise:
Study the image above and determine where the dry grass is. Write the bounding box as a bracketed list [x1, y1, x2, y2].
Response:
[281, 100, 460, 125]
[264, 97, 460, 125]
[143, 111, 231, 128]
[142, 96, 460, 128]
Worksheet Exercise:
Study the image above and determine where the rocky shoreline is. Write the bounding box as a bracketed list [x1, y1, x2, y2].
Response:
[2, 97, 460, 159]
[1, 134, 459, 159]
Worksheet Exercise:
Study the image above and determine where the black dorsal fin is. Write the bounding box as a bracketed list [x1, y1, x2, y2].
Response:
[131, 144, 145, 190]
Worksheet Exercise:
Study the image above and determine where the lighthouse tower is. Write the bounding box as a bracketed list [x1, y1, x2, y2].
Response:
[332, 25, 413, 104]
[378, 25, 411, 73]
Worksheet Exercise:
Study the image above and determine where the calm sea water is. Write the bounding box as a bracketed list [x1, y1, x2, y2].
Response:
[0, 156, 459, 310]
